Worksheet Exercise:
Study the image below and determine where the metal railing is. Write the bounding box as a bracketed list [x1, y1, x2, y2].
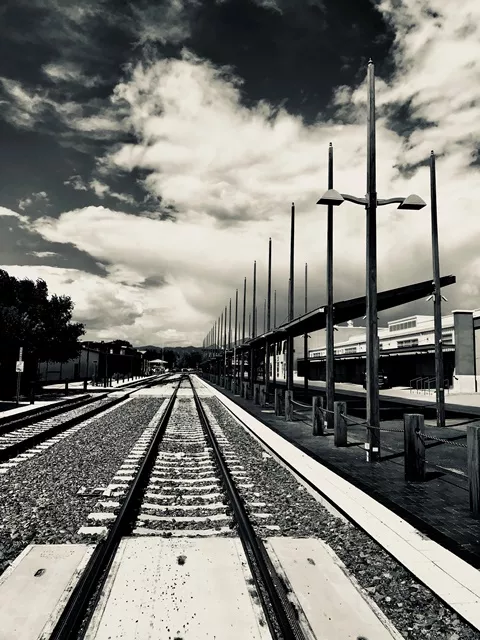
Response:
[410, 376, 451, 395]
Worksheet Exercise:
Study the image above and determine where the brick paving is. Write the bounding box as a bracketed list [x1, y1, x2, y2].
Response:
[210, 381, 480, 569]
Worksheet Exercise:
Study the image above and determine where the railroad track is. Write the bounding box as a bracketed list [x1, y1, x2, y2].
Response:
[49, 374, 309, 640]
[0, 375, 170, 468]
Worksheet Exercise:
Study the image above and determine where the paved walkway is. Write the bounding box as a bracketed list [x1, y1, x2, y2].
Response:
[210, 380, 480, 571]
[42, 374, 154, 392]
[282, 376, 480, 415]
[0, 375, 156, 419]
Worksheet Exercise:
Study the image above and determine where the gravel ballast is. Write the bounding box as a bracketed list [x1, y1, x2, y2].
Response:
[202, 395, 480, 640]
[0, 397, 164, 576]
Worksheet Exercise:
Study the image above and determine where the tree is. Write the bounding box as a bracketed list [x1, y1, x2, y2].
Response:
[0, 270, 85, 398]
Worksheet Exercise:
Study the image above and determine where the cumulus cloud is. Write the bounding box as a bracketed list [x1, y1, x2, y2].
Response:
[18, 191, 49, 211]
[0, 263, 211, 346]
[64, 175, 135, 205]
[5, 1, 480, 345]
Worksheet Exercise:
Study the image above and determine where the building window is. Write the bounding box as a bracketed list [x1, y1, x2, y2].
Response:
[397, 338, 418, 348]
[389, 320, 416, 332]
[442, 332, 453, 345]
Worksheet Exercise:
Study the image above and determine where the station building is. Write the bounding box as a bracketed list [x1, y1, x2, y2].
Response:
[273, 309, 480, 394]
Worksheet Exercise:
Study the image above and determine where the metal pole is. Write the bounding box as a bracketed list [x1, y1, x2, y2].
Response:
[326, 142, 335, 430]
[304, 262, 308, 397]
[220, 312, 223, 383]
[267, 237, 272, 331]
[234, 290, 238, 347]
[241, 278, 246, 387]
[15, 345, 23, 406]
[274, 290, 277, 328]
[224, 305, 227, 384]
[242, 277, 246, 343]
[289, 203, 295, 322]
[366, 60, 380, 462]
[252, 261, 257, 338]
[266, 238, 272, 400]
[287, 202, 295, 392]
[234, 289, 238, 385]
[228, 298, 232, 385]
[228, 298, 232, 350]
[248, 313, 251, 339]
[430, 151, 445, 429]
[263, 299, 266, 335]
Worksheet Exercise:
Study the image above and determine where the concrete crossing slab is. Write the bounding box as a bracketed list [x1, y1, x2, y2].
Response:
[0, 544, 93, 640]
[266, 537, 403, 640]
[85, 537, 271, 639]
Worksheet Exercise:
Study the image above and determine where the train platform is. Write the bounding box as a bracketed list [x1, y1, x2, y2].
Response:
[206, 379, 480, 568]
[42, 374, 156, 392]
[200, 377, 480, 631]
[280, 375, 480, 415]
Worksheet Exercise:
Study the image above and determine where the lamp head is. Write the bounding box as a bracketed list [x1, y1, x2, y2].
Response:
[316, 189, 344, 206]
[398, 194, 427, 210]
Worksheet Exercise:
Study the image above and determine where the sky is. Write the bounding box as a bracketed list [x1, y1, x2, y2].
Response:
[0, 0, 479, 347]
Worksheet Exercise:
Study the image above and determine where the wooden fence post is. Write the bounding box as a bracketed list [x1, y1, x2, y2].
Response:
[404, 414, 425, 481]
[334, 401, 347, 447]
[468, 425, 480, 517]
[312, 396, 323, 436]
[285, 390, 293, 421]
[274, 388, 282, 416]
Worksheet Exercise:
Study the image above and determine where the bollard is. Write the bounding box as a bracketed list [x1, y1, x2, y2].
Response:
[404, 414, 425, 481]
[260, 385, 266, 407]
[254, 384, 260, 405]
[64, 380, 69, 396]
[467, 425, 480, 517]
[334, 401, 347, 447]
[274, 388, 282, 416]
[83, 379, 88, 391]
[285, 390, 293, 421]
[29, 384, 35, 405]
[312, 396, 324, 436]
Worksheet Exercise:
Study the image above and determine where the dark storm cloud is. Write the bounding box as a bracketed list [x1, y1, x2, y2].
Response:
[187, 0, 395, 124]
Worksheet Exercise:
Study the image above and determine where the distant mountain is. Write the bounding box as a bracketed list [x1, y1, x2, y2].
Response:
[136, 345, 200, 352]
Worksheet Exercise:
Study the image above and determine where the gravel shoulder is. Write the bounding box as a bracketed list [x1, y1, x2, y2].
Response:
[203, 396, 480, 640]
[0, 397, 164, 576]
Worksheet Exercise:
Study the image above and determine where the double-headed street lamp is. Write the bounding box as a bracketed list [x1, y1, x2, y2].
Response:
[317, 60, 426, 462]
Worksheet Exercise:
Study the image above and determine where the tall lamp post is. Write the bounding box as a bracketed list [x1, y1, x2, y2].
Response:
[429, 151, 446, 428]
[317, 60, 426, 462]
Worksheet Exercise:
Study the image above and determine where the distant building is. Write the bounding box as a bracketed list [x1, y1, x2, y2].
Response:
[290, 309, 480, 393]
[38, 340, 148, 382]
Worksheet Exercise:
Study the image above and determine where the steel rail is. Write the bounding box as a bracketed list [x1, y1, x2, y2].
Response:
[0, 374, 166, 436]
[0, 394, 96, 436]
[49, 375, 184, 640]
[0, 375, 169, 463]
[190, 380, 307, 640]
